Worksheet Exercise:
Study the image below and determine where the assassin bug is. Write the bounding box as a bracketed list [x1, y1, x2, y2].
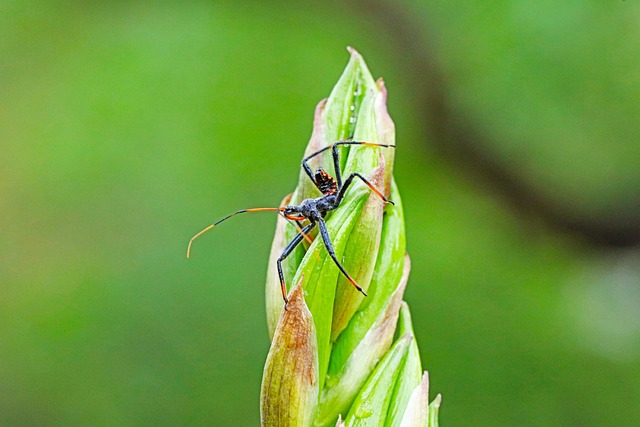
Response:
[187, 140, 396, 308]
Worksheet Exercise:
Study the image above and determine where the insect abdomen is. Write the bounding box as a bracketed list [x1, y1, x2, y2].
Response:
[315, 169, 337, 195]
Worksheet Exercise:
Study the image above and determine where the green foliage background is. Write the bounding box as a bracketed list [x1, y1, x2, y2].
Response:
[2, 1, 639, 425]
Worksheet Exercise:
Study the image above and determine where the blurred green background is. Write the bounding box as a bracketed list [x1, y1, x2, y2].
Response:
[2, 1, 640, 425]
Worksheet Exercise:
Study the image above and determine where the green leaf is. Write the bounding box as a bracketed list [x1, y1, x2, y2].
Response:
[329, 181, 406, 368]
[315, 254, 410, 426]
[386, 303, 424, 426]
[428, 394, 442, 427]
[398, 372, 430, 427]
[315, 182, 408, 425]
[343, 334, 413, 426]
[293, 191, 369, 389]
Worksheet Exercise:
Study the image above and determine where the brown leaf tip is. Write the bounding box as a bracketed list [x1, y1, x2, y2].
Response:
[276, 278, 315, 352]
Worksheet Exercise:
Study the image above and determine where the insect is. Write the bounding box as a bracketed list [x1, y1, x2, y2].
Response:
[187, 140, 396, 308]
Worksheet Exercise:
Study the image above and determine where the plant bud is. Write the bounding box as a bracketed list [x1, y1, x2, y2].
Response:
[261, 283, 318, 427]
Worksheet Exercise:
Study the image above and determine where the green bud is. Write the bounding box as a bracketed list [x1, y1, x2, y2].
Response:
[398, 372, 430, 427]
[261, 283, 319, 427]
[265, 47, 395, 389]
[261, 48, 442, 426]
[428, 394, 442, 427]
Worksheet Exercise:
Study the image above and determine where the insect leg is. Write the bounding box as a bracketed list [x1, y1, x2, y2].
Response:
[278, 212, 314, 246]
[333, 141, 396, 150]
[335, 172, 394, 206]
[317, 218, 367, 297]
[332, 140, 396, 188]
[302, 145, 334, 192]
[277, 221, 317, 308]
[303, 141, 396, 190]
[302, 140, 352, 189]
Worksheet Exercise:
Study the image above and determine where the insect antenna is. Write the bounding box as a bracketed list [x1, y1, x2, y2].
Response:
[187, 207, 284, 258]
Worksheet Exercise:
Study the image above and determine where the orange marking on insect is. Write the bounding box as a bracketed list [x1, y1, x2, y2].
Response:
[363, 181, 388, 202]
[346, 275, 367, 296]
[288, 218, 314, 243]
[245, 208, 282, 213]
[289, 222, 320, 260]
[316, 170, 338, 195]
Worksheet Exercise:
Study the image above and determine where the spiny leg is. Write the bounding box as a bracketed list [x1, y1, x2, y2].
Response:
[302, 140, 396, 189]
[279, 212, 322, 262]
[317, 218, 367, 297]
[336, 172, 395, 206]
[301, 142, 343, 189]
[277, 221, 317, 309]
[330, 141, 396, 188]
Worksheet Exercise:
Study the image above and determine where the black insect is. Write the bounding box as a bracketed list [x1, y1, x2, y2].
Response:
[187, 140, 396, 308]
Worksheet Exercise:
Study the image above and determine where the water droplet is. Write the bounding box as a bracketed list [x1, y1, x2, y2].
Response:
[349, 117, 356, 124]
[325, 374, 338, 388]
[354, 401, 373, 419]
[350, 105, 355, 111]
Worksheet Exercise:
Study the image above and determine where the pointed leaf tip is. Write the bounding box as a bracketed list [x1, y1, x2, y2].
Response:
[261, 280, 319, 427]
[398, 371, 430, 427]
